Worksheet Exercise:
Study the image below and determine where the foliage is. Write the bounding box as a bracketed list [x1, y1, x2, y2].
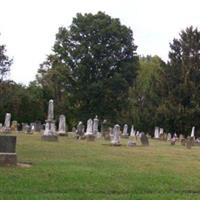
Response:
[129, 55, 166, 132]
[155, 26, 200, 135]
[0, 81, 44, 123]
[37, 12, 138, 125]
[0, 41, 12, 82]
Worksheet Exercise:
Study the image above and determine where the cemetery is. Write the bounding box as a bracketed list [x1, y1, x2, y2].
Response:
[0, 99, 200, 199]
[0, 1, 200, 199]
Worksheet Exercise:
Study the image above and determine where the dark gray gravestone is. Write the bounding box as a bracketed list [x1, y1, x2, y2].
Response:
[0, 136, 16, 153]
[186, 137, 192, 149]
[0, 136, 17, 166]
[140, 133, 149, 146]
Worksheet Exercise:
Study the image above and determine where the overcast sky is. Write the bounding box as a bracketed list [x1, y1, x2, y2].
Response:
[0, 0, 199, 85]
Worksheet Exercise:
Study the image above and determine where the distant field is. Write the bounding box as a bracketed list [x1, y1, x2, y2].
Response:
[0, 133, 200, 200]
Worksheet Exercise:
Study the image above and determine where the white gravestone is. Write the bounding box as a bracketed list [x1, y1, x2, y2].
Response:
[191, 126, 195, 138]
[130, 125, 135, 137]
[93, 116, 99, 135]
[111, 124, 121, 145]
[58, 115, 67, 135]
[85, 119, 93, 135]
[154, 127, 160, 139]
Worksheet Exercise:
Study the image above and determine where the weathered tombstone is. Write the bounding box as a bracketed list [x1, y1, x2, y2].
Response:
[140, 132, 149, 146]
[136, 131, 140, 140]
[154, 127, 160, 139]
[93, 116, 99, 135]
[30, 123, 35, 133]
[58, 115, 67, 136]
[191, 126, 195, 138]
[122, 124, 129, 138]
[159, 128, 164, 140]
[11, 121, 18, 132]
[111, 124, 121, 146]
[85, 119, 95, 141]
[167, 133, 172, 141]
[3, 113, 11, 133]
[0, 136, 17, 166]
[130, 125, 135, 137]
[170, 137, 176, 145]
[42, 100, 58, 141]
[34, 121, 42, 132]
[76, 121, 84, 139]
[26, 125, 32, 134]
[85, 119, 93, 135]
[101, 120, 110, 140]
[173, 133, 177, 139]
[186, 137, 192, 149]
[127, 140, 136, 147]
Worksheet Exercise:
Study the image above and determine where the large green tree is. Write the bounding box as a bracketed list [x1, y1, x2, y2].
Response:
[155, 26, 200, 135]
[38, 12, 138, 124]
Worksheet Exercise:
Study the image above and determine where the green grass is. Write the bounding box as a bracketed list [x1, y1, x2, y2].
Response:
[0, 134, 200, 199]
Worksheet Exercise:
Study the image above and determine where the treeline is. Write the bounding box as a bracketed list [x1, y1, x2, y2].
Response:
[0, 12, 200, 136]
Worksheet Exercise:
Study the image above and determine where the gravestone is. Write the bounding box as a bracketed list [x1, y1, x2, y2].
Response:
[170, 137, 176, 145]
[167, 133, 171, 141]
[186, 137, 192, 149]
[34, 121, 42, 132]
[4, 113, 11, 133]
[42, 100, 58, 141]
[85, 119, 93, 135]
[130, 125, 135, 137]
[191, 126, 195, 138]
[154, 127, 160, 139]
[11, 121, 18, 132]
[58, 115, 67, 136]
[85, 119, 95, 141]
[0, 136, 17, 166]
[140, 132, 149, 146]
[122, 124, 129, 138]
[93, 116, 99, 135]
[127, 140, 136, 147]
[76, 121, 84, 139]
[111, 124, 121, 146]
[101, 120, 110, 140]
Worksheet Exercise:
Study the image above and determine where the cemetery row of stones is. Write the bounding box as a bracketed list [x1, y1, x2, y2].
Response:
[0, 99, 198, 166]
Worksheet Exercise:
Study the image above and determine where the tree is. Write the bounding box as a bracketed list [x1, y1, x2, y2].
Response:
[37, 55, 75, 127]
[129, 55, 166, 132]
[0, 40, 12, 82]
[38, 12, 138, 124]
[155, 26, 200, 135]
[0, 81, 45, 124]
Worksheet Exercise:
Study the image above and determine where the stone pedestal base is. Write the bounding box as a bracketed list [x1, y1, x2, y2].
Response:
[41, 135, 58, 141]
[86, 135, 96, 141]
[58, 132, 68, 136]
[0, 153, 17, 166]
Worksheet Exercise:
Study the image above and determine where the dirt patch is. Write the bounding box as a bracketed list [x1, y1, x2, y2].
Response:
[17, 162, 32, 168]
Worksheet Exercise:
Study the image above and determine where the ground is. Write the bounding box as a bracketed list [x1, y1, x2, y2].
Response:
[0, 133, 200, 200]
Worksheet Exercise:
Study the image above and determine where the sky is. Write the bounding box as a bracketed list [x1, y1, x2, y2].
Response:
[0, 0, 199, 85]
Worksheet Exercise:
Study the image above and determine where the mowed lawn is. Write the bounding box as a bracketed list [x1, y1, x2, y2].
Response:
[0, 134, 200, 200]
